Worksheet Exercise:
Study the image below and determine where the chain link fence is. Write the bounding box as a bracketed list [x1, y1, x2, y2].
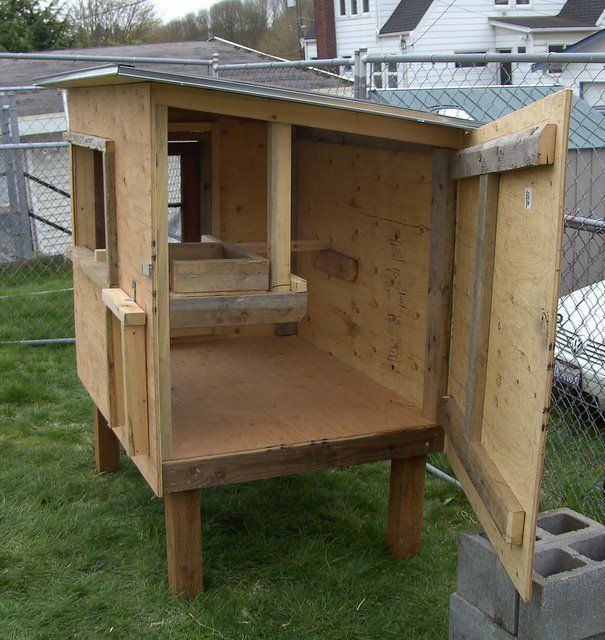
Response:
[0, 51, 603, 522]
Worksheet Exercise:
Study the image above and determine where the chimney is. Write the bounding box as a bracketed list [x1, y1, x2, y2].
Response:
[313, 0, 337, 59]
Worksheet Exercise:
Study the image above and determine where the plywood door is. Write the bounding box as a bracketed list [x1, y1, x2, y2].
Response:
[445, 90, 572, 601]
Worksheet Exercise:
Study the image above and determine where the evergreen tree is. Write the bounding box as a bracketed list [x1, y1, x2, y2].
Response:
[0, 0, 73, 51]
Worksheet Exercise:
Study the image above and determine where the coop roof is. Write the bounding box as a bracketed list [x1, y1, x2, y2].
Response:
[35, 64, 477, 131]
[4, 38, 347, 118]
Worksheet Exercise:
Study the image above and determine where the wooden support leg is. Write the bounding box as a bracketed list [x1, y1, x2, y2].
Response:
[387, 455, 427, 559]
[165, 489, 203, 599]
[94, 405, 120, 473]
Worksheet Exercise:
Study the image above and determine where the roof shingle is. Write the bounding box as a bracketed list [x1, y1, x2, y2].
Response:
[379, 0, 434, 35]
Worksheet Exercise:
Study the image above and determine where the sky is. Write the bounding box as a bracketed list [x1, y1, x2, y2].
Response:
[153, 0, 218, 22]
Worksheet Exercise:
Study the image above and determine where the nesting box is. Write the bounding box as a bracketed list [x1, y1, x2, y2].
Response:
[38, 66, 571, 602]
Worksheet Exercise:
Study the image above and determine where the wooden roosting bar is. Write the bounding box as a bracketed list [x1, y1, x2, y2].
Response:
[38, 66, 571, 602]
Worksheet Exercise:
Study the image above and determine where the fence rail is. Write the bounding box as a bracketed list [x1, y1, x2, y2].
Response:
[0, 51, 604, 523]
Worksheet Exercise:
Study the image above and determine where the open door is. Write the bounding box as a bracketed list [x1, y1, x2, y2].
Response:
[441, 90, 572, 601]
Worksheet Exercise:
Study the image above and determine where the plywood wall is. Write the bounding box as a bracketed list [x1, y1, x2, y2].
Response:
[296, 140, 432, 407]
[218, 117, 268, 242]
[69, 84, 163, 493]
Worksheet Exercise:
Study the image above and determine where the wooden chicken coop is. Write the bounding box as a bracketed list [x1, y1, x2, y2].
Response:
[38, 66, 571, 602]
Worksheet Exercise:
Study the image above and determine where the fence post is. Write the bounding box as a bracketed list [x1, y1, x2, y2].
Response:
[0, 95, 33, 260]
[354, 48, 368, 100]
[211, 53, 220, 78]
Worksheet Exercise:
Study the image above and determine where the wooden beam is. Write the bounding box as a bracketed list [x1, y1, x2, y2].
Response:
[164, 489, 203, 599]
[267, 122, 292, 291]
[121, 323, 149, 456]
[169, 291, 307, 329]
[451, 123, 556, 180]
[151, 84, 464, 149]
[237, 239, 332, 254]
[387, 456, 427, 558]
[64, 131, 110, 152]
[102, 288, 147, 326]
[163, 425, 443, 491]
[68, 246, 109, 290]
[311, 249, 358, 282]
[101, 143, 117, 287]
[180, 143, 202, 242]
[423, 150, 457, 421]
[464, 174, 500, 441]
[94, 405, 120, 473]
[94, 249, 107, 262]
[439, 396, 525, 545]
[169, 241, 222, 262]
[168, 122, 214, 132]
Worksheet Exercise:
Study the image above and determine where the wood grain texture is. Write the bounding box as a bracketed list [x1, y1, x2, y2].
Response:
[451, 123, 556, 180]
[446, 89, 572, 601]
[102, 287, 146, 325]
[169, 291, 307, 328]
[440, 396, 525, 545]
[387, 456, 427, 559]
[164, 490, 202, 599]
[463, 174, 500, 441]
[94, 405, 120, 473]
[69, 83, 163, 494]
[267, 122, 292, 291]
[72, 261, 110, 418]
[151, 84, 463, 149]
[163, 426, 442, 491]
[296, 139, 432, 407]
[168, 335, 436, 461]
[311, 249, 358, 282]
[423, 149, 456, 422]
[121, 323, 149, 456]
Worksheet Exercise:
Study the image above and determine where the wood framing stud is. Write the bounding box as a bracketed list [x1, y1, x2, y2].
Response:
[463, 173, 500, 441]
[64, 131, 110, 152]
[423, 149, 456, 422]
[94, 405, 120, 473]
[451, 123, 556, 180]
[165, 489, 203, 599]
[387, 456, 427, 559]
[267, 122, 292, 291]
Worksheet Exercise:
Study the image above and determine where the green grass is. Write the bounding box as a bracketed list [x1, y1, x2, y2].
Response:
[0, 257, 74, 341]
[0, 344, 476, 640]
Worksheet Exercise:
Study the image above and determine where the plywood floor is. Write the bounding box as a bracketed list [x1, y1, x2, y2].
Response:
[170, 335, 433, 460]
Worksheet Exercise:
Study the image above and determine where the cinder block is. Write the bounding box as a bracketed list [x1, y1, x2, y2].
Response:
[518, 533, 605, 640]
[449, 593, 515, 640]
[456, 529, 519, 635]
[536, 508, 604, 545]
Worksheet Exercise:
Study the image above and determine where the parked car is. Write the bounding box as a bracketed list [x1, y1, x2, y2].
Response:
[554, 280, 605, 413]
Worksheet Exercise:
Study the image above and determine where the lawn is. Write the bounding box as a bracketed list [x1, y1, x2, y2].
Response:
[0, 343, 476, 640]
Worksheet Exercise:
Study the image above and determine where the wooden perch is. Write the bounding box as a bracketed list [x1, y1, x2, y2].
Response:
[451, 123, 556, 180]
[312, 249, 358, 282]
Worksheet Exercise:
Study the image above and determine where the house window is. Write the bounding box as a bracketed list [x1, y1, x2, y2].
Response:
[387, 62, 398, 88]
[517, 46, 526, 53]
[362, 0, 369, 13]
[516, 0, 529, 4]
[339, 0, 346, 15]
[351, 0, 358, 15]
[495, 0, 508, 4]
[548, 44, 566, 73]
[454, 52, 487, 68]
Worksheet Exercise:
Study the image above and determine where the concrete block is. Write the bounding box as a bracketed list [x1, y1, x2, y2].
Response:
[449, 593, 515, 640]
[456, 529, 519, 635]
[536, 508, 604, 545]
[518, 533, 605, 640]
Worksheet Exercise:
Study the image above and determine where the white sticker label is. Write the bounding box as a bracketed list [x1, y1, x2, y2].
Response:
[524, 187, 533, 210]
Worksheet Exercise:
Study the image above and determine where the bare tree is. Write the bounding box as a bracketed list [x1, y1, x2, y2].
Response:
[70, 0, 160, 46]
[208, 0, 267, 48]
[150, 9, 209, 43]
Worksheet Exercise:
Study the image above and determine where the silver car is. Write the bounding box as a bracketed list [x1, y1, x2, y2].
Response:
[554, 280, 605, 413]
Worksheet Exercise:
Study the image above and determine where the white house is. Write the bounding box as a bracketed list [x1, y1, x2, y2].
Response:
[304, 0, 605, 97]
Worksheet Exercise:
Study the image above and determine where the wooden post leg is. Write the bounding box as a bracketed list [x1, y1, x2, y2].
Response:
[165, 489, 203, 599]
[387, 455, 427, 559]
[94, 405, 120, 473]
